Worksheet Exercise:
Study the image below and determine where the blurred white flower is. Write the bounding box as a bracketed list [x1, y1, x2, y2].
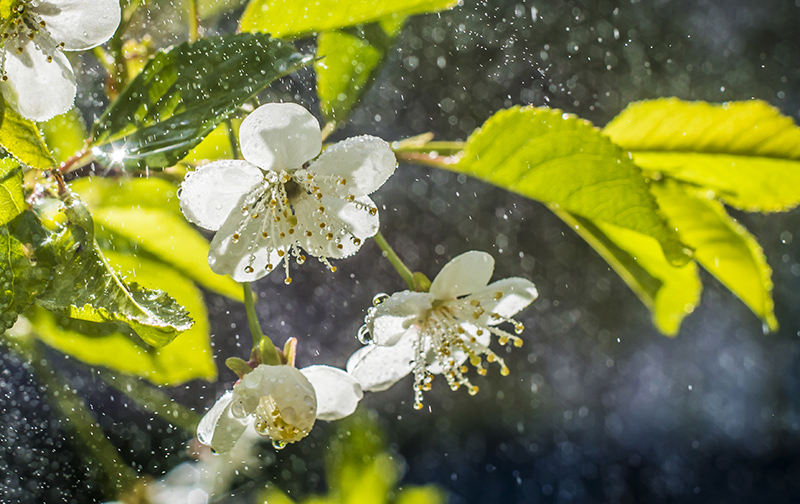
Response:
[346, 251, 538, 409]
[179, 102, 396, 284]
[198, 364, 363, 454]
[0, 0, 120, 121]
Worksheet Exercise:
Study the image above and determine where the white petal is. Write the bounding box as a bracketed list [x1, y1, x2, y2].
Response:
[369, 291, 433, 346]
[346, 335, 416, 392]
[37, 0, 121, 51]
[430, 251, 495, 300]
[179, 160, 263, 231]
[300, 365, 363, 421]
[293, 193, 378, 260]
[310, 135, 397, 198]
[462, 277, 538, 325]
[1, 41, 75, 122]
[239, 103, 321, 171]
[208, 197, 284, 282]
[197, 391, 248, 454]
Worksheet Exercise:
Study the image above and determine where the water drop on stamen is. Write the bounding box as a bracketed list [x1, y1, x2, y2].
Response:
[272, 440, 287, 450]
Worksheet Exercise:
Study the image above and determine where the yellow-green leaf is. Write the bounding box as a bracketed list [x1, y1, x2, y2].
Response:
[70, 176, 181, 216]
[240, 0, 456, 37]
[316, 30, 385, 122]
[0, 97, 56, 169]
[31, 251, 216, 386]
[0, 157, 24, 226]
[40, 110, 88, 164]
[554, 209, 701, 336]
[453, 106, 688, 264]
[603, 99, 800, 212]
[652, 181, 777, 331]
[196, 0, 247, 19]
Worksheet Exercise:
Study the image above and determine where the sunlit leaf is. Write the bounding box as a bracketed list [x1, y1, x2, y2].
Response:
[554, 209, 701, 336]
[395, 486, 448, 504]
[603, 99, 800, 212]
[316, 26, 392, 122]
[0, 97, 56, 169]
[651, 180, 777, 331]
[30, 251, 216, 386]
[0, 157, 25, 226]
[40, 110, 88, 164]
[70, 177, 241, 299]
[196, 0, 247, 19]
[240, 0, 456, 37]
[453, 106, 688, 264]
[181, 121, 236, 164]
[35, 197, 193, 347]
[90, 33, 312, 170]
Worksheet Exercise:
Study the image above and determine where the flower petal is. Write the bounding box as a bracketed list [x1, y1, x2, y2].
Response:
[1, 40, 75, 121]
[310, 135, 397, 197]
[37, 0, 121, 51]
[370, 291, 434, 346]
[460, 277, 538, 325]
[180, 160, 263, 231]
[239, 103, 321, 171]
[208, 196, 284, 282]
[346, 335, 416, 392]
[197, 391, 248, 454]
[293, 193, 379, 260]
[300, 365, 363, 421]
[429, 250, 495, 300]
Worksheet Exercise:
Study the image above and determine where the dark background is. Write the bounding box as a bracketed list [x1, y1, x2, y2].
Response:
[2, 0, 800, 502]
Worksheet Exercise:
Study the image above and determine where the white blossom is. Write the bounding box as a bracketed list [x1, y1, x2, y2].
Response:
[0, 0, 120, 121]
[179, 102, 396, 284]
[197, 364, 363, 454]
[346, 251, 538, 409]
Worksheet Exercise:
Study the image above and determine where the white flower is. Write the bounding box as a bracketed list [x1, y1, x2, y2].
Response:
[0, 0, 121, 121]
[179, 102, 396, 284]
[198, 364, 363, 454]
[346, 251, 538, 409]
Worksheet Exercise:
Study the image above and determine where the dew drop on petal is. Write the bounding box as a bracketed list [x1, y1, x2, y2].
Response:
[372, 293, 389, 306]
[357, 324, 373, 344]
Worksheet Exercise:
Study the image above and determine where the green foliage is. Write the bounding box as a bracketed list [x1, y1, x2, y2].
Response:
[316, 26, 393, 122]
[196, 0, 247, 19]
[652, 181, 777, 331]
[0, 97, 56, 169]
[240, 0, 457, 37]
[603, 98, 800, 212]
[90, 33, 312, 170]
[0, 157, 24, 226]
[453, 106, 688, 264]
[71, 177, 241, 299]
[30, 250, 216, 386]
[34, 196, 193, 348]
[554, 209, 701, 336]
[40, 110, 89, 164]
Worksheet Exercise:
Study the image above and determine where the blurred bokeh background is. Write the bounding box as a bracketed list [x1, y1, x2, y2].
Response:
[2, 0, 800, 502]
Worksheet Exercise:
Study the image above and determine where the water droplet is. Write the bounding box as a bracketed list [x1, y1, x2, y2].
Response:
[372, 293, 389, 306]
[272, 440, 287, 450]
[357, 324, 373, 344]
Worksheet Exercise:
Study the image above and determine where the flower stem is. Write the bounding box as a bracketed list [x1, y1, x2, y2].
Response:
[242, 282, 281, 365]
[187, 0, 201, 42]
[320, 121, 338, 142]
[373, 232, 415, 291]
[226, 119, 240, 159]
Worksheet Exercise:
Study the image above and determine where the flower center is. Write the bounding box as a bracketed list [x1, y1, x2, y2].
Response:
[231, 167, 377, 284]
[0, 0, 65, 82]
[410, 295, 526, 410]
[254, 394, 314, 444]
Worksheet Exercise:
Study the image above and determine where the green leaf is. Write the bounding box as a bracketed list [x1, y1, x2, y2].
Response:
[70, 177, 241, 299]
[395, 486, 448, 504]
[0, 96, 56, 169]
[196, 0, 247, 19]
[35, 197, 193, 347]
[651, 181, 777, 331]
[0, 157, 25, 226]
[90, 33, 312, 170]
[316, 26, 390, 122]
[40, 110, 89, 164]
[240, 0, 456, 37]
[30, 251, 216, 386]
[603, 99, 800, 212]
[453, 106, 688, 264]
[0, 212, 55, 332]
[554, 209, 701, 336]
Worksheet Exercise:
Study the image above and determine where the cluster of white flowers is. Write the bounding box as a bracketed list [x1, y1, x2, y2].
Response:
[0, 0, 120, 121]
